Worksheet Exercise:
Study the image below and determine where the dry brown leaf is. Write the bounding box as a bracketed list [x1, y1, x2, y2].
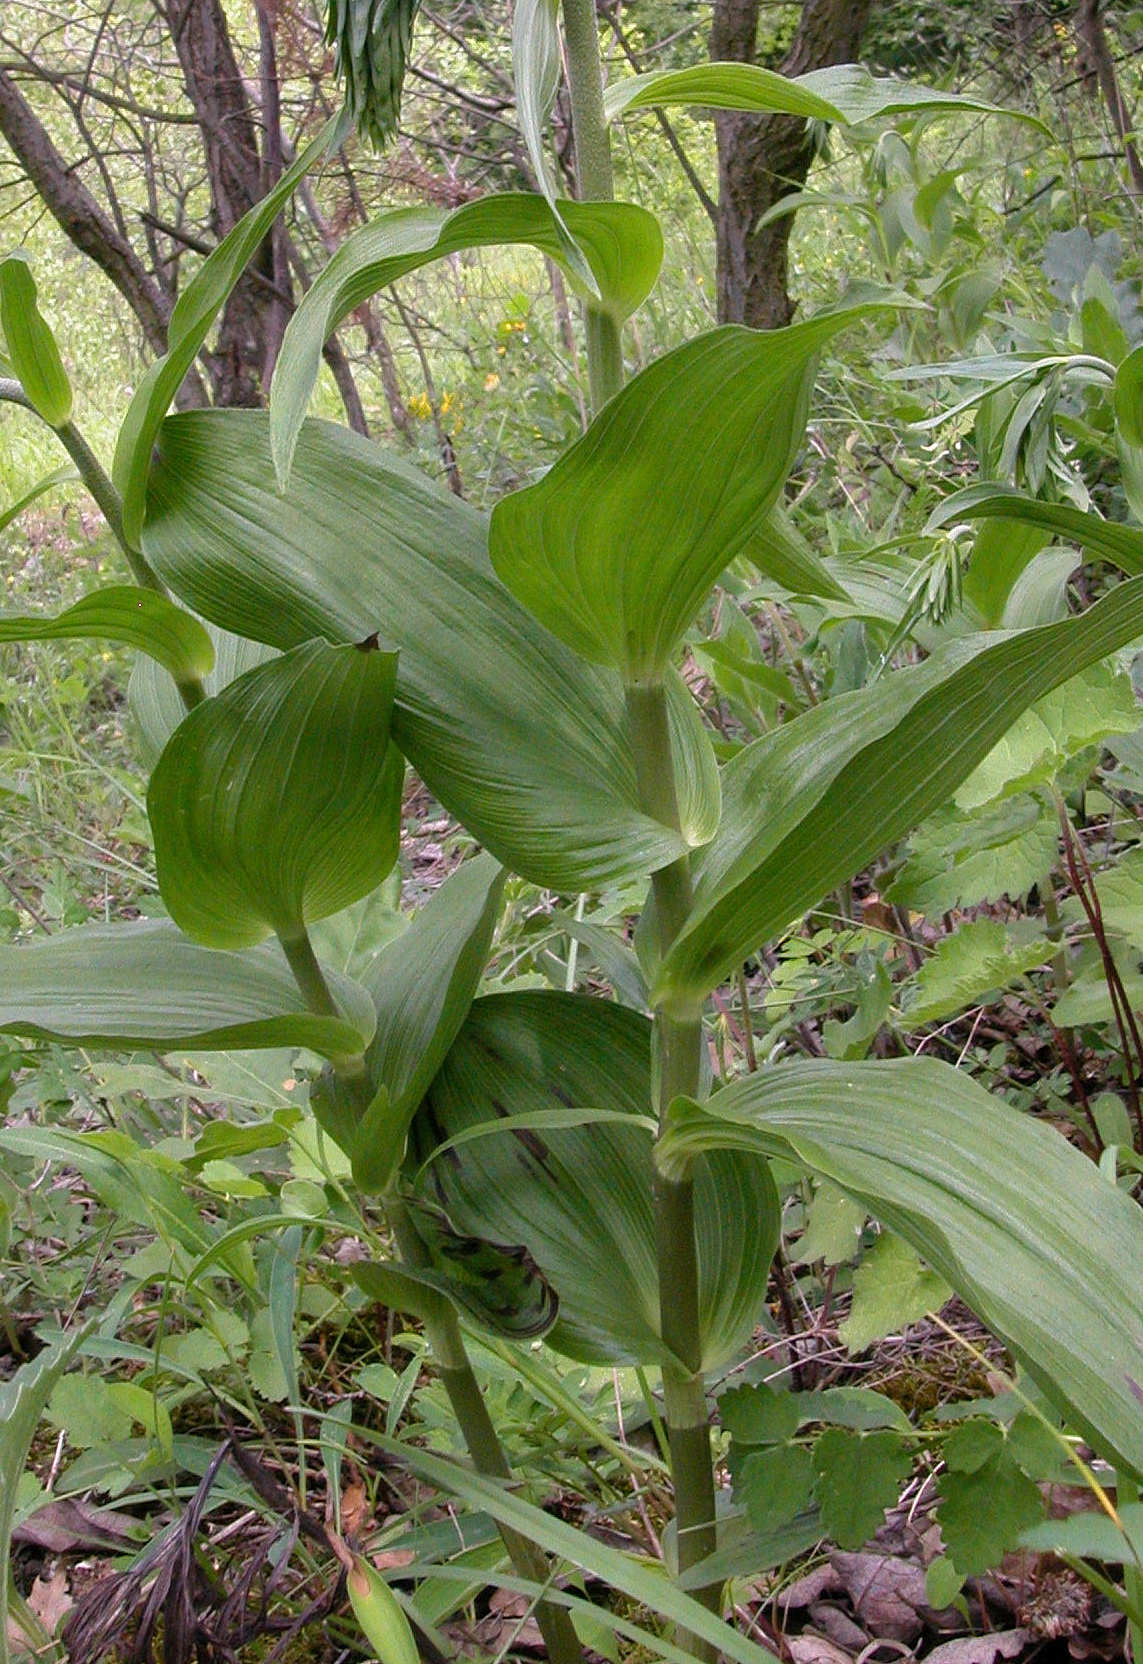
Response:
[922, 1629, 1029, 1664]
[13, 1497, 138, 1553]
[777, 1565, 845, 1610]
[340, 1481, 371, 1539]
[473, 1589, 544, 1652]
[830, 1551, 928, 1643]
[786, 1633, 855, 1664]
[370, 1547, 416, 1571]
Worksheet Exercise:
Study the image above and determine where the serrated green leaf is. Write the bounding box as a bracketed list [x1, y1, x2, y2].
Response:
[113, 122, 337, 547]
[270, 197, 661, 486]
[0, 918, 374, 1059]
[141, 412, 717, 891]
[0, 253, 72, 426]
[903, 920, 1051, 1027]
[944, 1417, 1003, 1473]
[839, 1233, 951, 1354]
[794, 1387, 911, 1434]
[886, 795, 1057, 916]
[791, 1181, 866, 1267]
[658, 1056, 1143, 1477]
[655, 577, 1143, 1009]
[1115, 344, 1143, 449]
[149, 639, 402, 950]
[732, 1445, 815, 1536]
[0, 586, 214, 692]
[813, 1428, 913, 1550]
[938, 1446, 1044, 1575]
[412, 992, 778, 1370]
[490, 309, 884, 680]
[720, 1383, 800, 1446]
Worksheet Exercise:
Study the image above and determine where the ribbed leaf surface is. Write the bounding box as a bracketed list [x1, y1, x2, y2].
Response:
[141, 412, 718, 890]
[660, 1057, 1143, 1478]
[149, 639, 402, 950]
[0, 587, 214, 692]
[657, 577, 1143, 1008]
[0, 919, 374, 1057]
[412, 992, 778, 1369]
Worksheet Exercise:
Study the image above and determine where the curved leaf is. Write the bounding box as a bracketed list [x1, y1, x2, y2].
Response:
[141, 412, 718, 890]
[0, 587, 214, 692]
[411, 991, 779, 1369]
[113, 121, 337, 548]
[927, 486, 1143, 577]
[491, 307, 887, 678]
[0, 464, 77, 536]
[269, 196, 662, 486]
[149, 639, 402, 950]
[603, 62, 1029, 129]
[0, 918, 374, 1057]
[0, 253, 71, 427]
[129, 622, 278, 767]
[1115, 343, 1143, 450]
[656, 576, 1143, 1009]
[659, 1056, 1143, 1477]
[513, 0, 562, 204]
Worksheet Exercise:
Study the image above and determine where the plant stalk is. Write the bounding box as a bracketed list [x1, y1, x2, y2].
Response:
[387, 1199, 585, 1664]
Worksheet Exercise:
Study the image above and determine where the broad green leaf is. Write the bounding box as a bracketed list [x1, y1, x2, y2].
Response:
[113, 121, 337, 547]
[412, 991, 778, 1370]
[1022, 1503, 1143, 1564]
[0, 587, 214, 694]
[603, 62, 1034, 129]
[732, 1445, 814, 1536]
[1115, 344, 1143, 449]
[0, 1326, 91, 1664]
[812, 1428, 913, 1550]
[720, 1383, 800, 1446]
[937, 1438, 1044, 1575]
[149, 639, 403, 950]
[886, 795, 1057, 916]
[838, 1232, 951, 1354]
[141, 412, 718, 890]
[0, 464, 77, 535]
[659, 1056, 1143, 1476]
[746, 502, 851, 603]
[0, 918, 373, 1058]
[490, 310, 881, 680]
[790, 1180, 865, 1267]
[928, 486, 1143, 577]
[656, 577, 1143, 1009]
[350, 854, 506, 1190]
[0, 253, 71, 427]
[269, 196, 661, 486]
[129, 621, 277, 767]
[354, 1209, 558, 1340]
[960, 518, 1048, 629]
[902, 919, 1051, 1027]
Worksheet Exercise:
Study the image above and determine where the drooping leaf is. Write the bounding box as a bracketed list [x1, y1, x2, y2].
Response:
[0, 464, 77, 536]
[0, 587, 214, 694]
[112, 122, 337, 547]
[490, 309, 884, 680]
[603, 62, 1036, 130]
[411, 992, 779, 1370]
[327, 0, 418, 147]
[141, 412, 718, 890]
[655, 577, 1143, 1009]
[1021, 1504, 1143, 1564]
[512, 0, 561, 204]
[0, 253, 72, 427]
[927, 486, 1143, 577]
[148, 638, 403, 951]
[269, 196, 661, 486]
[0, 918, 374, 1058]
[353, 854, 506, 1190]
[659, 1056, 1143, 1476]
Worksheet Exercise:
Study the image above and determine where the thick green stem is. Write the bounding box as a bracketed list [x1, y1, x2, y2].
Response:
[388, 1200, 584, 1664]
[626, 683, 721, 1644]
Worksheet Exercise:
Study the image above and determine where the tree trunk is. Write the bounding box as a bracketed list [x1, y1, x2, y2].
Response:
[711, 0, 873, 326]
[1073, 0, 1143, 200]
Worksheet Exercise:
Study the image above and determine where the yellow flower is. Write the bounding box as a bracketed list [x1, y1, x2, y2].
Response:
[484, 372, 500, 391]
[407, 392, 431, 419]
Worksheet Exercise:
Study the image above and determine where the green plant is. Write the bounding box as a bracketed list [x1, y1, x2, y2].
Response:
[5, 19, 1143, 1664]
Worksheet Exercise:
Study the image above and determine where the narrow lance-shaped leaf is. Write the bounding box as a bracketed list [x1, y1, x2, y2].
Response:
[329, 854, 506, 1192]
[490, 306, 889, 681]
[0, 587, 214, 694]
[412, 991, 779, 1370]
[0, 918, 374, 1058]
[112, 119, 338, 548]
[0, 253, 72, 427]
[142, 413, 718, 891]
[656, 576, 1143, 1009]
[1115, 343, 1143, 449]
[149, 638, 403, 951]
[269, 196, 662, 487]
[0, 464, 77, 536]
[658, 1056, 1143, 1478]
[928, 485, 1143, 576]
[603, 61, 1044, 131]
